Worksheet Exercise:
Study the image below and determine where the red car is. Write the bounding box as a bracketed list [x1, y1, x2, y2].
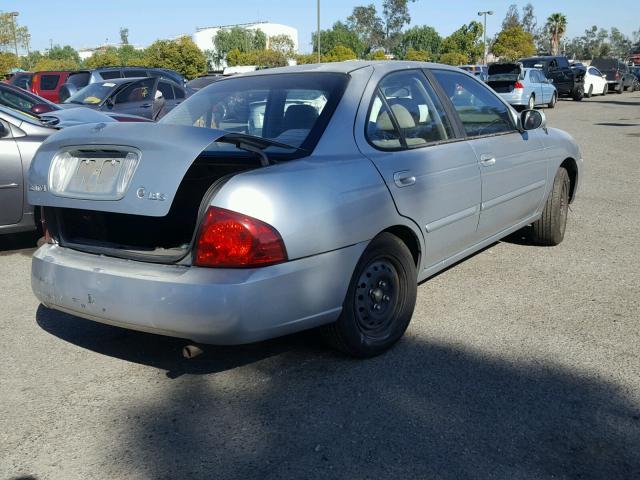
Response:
[30, 71, 71, 103]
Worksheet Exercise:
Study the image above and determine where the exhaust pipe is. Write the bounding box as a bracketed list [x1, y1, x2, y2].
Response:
[182, 344, 204, 359]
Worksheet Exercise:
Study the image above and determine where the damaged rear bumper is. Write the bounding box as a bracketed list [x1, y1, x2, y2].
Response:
[32, 242, 366, 344]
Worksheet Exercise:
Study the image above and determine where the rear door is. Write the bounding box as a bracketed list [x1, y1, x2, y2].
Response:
[156, 80, 176, 119]
[0, 119, 23, 225]
[355, 69, 482, 269]
[431, 69, 547, 239]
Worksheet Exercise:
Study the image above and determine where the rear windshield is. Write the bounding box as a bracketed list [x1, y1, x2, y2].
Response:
[591, 59, 617, 70]
[488, 64, 521, 80]
[160, 72, 349, 153]
[520, 59, 547, 69]
[65, 82, 118, 105]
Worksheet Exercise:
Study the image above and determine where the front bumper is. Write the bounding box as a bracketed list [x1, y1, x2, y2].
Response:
[32, 242, 367, 344]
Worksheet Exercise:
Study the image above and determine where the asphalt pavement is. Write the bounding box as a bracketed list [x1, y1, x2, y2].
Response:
[1, 92, 639, 480]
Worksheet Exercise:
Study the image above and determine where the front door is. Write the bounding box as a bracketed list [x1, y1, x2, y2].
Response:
[0, 120, 23, 226]
[430, 69, 547, 239]
[109, 78, 156, 119]
[356, 69, 481, 269]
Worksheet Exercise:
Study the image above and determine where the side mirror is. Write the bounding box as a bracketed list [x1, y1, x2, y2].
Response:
[520, 109, 546, 132]
[30, 103, 54, 115]
[547, 78, 553, 83]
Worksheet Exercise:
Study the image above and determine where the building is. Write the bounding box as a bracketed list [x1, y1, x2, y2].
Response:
[193, 21, 298, 70]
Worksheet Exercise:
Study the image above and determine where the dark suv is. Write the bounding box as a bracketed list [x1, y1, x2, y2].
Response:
[519, 55, 585, 101]
[590, 58, 635, 94]
[58, 67, 186, 102]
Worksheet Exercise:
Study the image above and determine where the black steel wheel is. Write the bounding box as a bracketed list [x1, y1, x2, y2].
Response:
[324, 233, 417, 357]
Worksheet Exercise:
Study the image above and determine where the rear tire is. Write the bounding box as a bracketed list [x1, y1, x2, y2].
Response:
[616, 83, 623, 94]
[585, 85, 593, 98]
[527, 94, 535, 110]
[324, 233, 417, 357]
[547, 92, 557, 108]
[572, 87, 584, 101]
[602, 83, 608, 95]
[532, 168, 570, 246]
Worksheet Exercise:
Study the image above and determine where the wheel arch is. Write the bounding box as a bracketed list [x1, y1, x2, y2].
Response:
[560, 157, 578, 203]
[380, 224, 422, 268]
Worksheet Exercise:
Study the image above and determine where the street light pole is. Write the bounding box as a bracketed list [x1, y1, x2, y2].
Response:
[9, 12, 19, 57]
[316, 0, 321, 63]
[477, 10, 493, 65]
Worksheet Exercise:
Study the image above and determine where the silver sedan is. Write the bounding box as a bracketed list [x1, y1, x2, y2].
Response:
[488, 64, 558, 109]
[29, 61, 583, 357]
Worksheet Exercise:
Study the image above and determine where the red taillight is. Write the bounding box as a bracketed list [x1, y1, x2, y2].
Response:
[615, 72, 620, 80]
[194, 207, 287, 268]
[514, 81, 524, 89]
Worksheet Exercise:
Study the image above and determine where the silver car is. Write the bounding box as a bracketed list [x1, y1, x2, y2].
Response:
[488, 63, 558, 109]
[29, 62, 583, 357]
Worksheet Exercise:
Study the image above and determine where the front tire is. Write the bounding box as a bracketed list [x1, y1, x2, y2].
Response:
[585, 85, 593, 98]
[532, 168, 570, 246]
[324, 233, 417, 357]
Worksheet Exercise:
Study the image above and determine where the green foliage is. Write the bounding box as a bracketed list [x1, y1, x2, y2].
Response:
[0, 13, 30, 54]
[382, 0, 417, 52]
[546, 13, 567, 55]
[83, 47, 122, 68]
[439, 52, 469, 66]
[347, 4, 385, 54]
[491, 26, 535, 61]
[20, 51, 43, 71]
[213, 27, 268, 67]
[608, 27, 632, 58]
[395, 25, 441, 59]
[403, 48, 430, 61]
[33, 58, 79, 71]
[144, 36, 206, 79]
[312, 21, 365, 58]
[370, 50, 388, 60]
[440, 21, 484, 64]
[0, 52, 19, 75]
[501, 4, 521, 30]
[268, 34, 296, 58]
[120, 27, 129, 45]
[47, 45, 81, 67]
[323, 45, 357, 62]
[295, 53, 318, 65]
[227, 48, 288, 68]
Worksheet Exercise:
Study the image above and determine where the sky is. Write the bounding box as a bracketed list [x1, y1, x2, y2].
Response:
[3, 0, 639, 54]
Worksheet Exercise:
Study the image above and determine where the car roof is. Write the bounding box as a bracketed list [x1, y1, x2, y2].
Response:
[220, 61, 465, 79]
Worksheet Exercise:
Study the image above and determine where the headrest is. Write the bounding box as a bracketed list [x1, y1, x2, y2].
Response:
[284, 104, 318, 129]
[376, 103, 416, 131]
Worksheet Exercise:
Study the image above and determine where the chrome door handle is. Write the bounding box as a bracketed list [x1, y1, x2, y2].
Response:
[393, 171, 416, 187]
[480, 154, 496, 166]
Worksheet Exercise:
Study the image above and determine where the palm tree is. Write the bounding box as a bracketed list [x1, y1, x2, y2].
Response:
[546, 13, 567, 55]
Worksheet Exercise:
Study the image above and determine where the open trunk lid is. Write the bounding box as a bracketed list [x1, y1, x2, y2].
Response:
[28, 122, 240, 217]
[487, 63, 523, 93]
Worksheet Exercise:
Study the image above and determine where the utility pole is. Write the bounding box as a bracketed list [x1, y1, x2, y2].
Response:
[316, 0, 321, 63]
[9, 12, 19, 57]
[477, 10, 494, 65]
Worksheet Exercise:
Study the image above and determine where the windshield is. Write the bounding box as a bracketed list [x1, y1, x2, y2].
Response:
[160, 72, 348, 153]
[0, 105, 51, 127]
[65, 82, 118, 105]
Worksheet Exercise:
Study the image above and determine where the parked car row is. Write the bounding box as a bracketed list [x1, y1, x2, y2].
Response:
[477, 55, 638, 110]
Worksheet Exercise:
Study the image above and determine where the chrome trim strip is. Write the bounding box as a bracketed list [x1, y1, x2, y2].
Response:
[425, 205, 479, 233]
[481, 180, 546, 211]
[0, 183, 19, 189]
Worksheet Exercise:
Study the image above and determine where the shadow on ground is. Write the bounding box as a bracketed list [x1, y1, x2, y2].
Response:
[0, 231, 39, 256]
[36, 306, 640, 479]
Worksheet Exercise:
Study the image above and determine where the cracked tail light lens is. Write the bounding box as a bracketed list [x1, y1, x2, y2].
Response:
[194, 207, 287, 268]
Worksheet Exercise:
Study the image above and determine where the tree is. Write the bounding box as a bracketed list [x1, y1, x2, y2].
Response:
[491, 25, 535, 61]
[312, 21, 365, 58]
[0, 13, 30, 54]
[268, 34, 296, 58]
[440, 21, 484, 64]
[33, 57, 79, 71]
[20, 51, 43, 71]
[0, 53, 19, 75]
[144, 36, 206, 79]
[120, 27, 129, 45]
[404, 48, 430, 61]
[502, 4, 521, 30]
[521, 3, 537, 35]
[323, 45, 357, 62]
[546, 13, 567, 56]
[227, 48, 288, 68]
[213, 27, 267, 67]
[347, 5, 385, 54]
[47, 45, 81, 67]
[117, 44, 147, 66]
[609, 28, 632, 58]
[83, 47, 122, 68]
[370, 50, 388, 60]
[395, 25, 441, 60]
[382, 0, 417, 52]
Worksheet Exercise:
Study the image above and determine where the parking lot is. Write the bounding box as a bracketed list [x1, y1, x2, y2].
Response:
[1, 93, 639, 479]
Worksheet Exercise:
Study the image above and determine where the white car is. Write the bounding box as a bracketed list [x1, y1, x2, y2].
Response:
[583, 66, 608, 97]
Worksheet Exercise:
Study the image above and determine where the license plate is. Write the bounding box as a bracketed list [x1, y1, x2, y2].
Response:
[67, 158, 122, 194]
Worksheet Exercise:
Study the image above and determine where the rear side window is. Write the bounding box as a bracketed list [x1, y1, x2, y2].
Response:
[174, 86, 185, 99]
[40, 74, 60, 90]
[432, 69, 515, 138]
[123, 69, 147, 78]
[157, 81, 175, 100]
[557, 57, 569, 68]
[366, 70, 453, 150]
[100, 70, 122, 80]
[68, 72, 91, 87]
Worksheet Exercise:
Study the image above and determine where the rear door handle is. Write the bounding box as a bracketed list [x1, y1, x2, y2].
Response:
[141, 103, 152, 108]
[480, 154, 496, 166]
[393, 171, 416, 187]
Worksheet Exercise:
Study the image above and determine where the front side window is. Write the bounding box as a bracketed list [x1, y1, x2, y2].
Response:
[115, 78, 155, 104]
[161, 73, 348, 152]
[366, 70, 453, 150]
[432, 69, 515, 138]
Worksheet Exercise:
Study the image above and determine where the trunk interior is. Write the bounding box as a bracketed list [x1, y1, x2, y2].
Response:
[487, 80, 517, 93]
[48, 153, 262, 263]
